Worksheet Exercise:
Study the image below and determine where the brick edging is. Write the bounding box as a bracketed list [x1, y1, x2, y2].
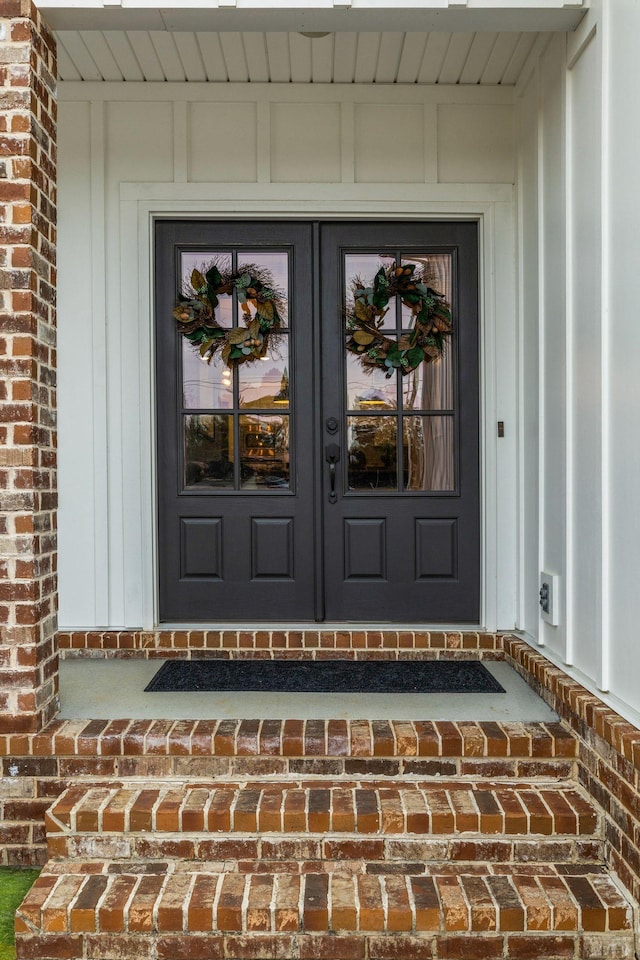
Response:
[56, 629, 502, 657]
[502, 634, 640, 904]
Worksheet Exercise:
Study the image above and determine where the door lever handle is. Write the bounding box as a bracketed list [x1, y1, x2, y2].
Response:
[325, 443, 340, 504]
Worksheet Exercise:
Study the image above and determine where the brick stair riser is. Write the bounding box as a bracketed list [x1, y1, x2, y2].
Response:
[57, 629, 504, 658]
[48, 835, 605, 866]
[15, 931, 638, 960]
[15, 865, 634, 952]
[46, 782, 600, 839]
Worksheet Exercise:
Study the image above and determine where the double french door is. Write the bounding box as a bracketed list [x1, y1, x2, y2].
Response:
[155, 220, 479, 622]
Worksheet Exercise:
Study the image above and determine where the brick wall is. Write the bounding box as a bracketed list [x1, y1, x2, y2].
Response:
[0, 1, 58, 733]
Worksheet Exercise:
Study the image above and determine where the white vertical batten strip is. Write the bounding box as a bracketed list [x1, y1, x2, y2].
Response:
[423, 103, 437, 183]
[89, 99, 110, 625]
[564, 30, 575, 667]
[514, 84, 525, 631]
[480, 204, 498, 632]
[340, 100, 355, 184]
[136, 199, 157, 628]
[535, 57, 545, 647]
[257, 101, 271, 183]
[173, 101, 188, 182]
[599, 2, 611, 692]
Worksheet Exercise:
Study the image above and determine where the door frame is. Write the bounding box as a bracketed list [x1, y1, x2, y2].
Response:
[122, 191, 516, 631]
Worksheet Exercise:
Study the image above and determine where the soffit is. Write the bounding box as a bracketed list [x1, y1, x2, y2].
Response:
[56, 29, 543, 83]
[38, 3, 587, 34]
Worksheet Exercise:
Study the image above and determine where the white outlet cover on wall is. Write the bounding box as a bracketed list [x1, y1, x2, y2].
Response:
[539, 572, 560, 627]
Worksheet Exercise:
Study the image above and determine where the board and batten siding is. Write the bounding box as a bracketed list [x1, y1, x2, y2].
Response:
[518, 2, 640, 724]
[56, 82, 518, 632]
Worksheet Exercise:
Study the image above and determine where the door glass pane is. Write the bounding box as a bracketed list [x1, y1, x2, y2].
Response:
[241, 251, 289, 327]
[400, 253, 452, 330]
[346, 352, 397, 410]
[183, 342, 233, 409]
[240, 414, 290, 489]
[347, 416, 398, 491]
[184, 414, 234, 489]
[239, 340, 289, 409]
[180, 252, 233, 327]
[403, 416, 454, 491]
[402, 354, 453, 411]
[345, 254, 396, 332]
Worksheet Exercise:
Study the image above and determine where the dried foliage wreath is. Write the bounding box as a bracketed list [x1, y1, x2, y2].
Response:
[173, 257, 286, 368]
[346, 261, 452, 377]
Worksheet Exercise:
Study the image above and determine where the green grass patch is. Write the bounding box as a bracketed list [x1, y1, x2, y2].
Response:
[0, 868, 40, 959]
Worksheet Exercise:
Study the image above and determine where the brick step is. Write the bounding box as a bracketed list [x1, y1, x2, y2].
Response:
[46, 780, 602, 865]
[14, 718, 576, 776]
[16, 861, 635, 960]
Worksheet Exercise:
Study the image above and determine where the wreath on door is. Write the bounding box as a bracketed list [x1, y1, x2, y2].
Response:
[173, 257, 286, 367]
[346, 261, 452, 377]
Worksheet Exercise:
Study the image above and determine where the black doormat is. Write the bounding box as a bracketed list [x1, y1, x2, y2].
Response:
[144, 659, 505, 695]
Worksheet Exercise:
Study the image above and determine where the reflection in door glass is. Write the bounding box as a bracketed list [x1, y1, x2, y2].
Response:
[242, 251, 289, 327]
[180, 252, 233, 327]
[347, 416, 397, 491]
[400, 254, 452, 329]
[184, 414, 234, 489]
[240, 415, 290, 489]
[344, 254, 396, 332]
[401, 354, 453, 411]
[182, 341, 233, 409]
[239, 342, 289, 409]
[403, 416, 454, 491]
[346, 352, 397, 410]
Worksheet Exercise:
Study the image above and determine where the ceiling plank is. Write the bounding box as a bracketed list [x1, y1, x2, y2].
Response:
[354, 32, 381, 85]
[126, 31, 165, 81]
[56, 31, 102, 81]
[438, 32, 474, 84]
[311, 33, 334, 85]
[79, 30, 122, 81]
[333, 32, 358, 84]
[242, 32, 270, 83]
[149, 31, 185, 81]
[502, 32, 538, 84]
[480, 31, 520, 84]
[173, 32, 207, 82]
[196, 33, 228, 82]
[417, 32, 451, 84]
[459, 32, 498, 84]
[374, 32, 403, 84]
[56, 37, 82, 81]
[265, 32, 290, 82]
[396, 32, 428, 84]
[219, 31, 250, 82]
[103, 31, 144, 81]
[288, 32, 313, 83]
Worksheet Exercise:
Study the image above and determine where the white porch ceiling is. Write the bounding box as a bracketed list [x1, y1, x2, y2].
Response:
[56, 29, 542, 84]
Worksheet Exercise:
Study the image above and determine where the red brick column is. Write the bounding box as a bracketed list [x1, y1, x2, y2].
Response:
[0, 2, 57, 733]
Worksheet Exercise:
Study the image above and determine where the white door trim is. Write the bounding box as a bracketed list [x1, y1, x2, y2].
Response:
[121, 189, 516, 630]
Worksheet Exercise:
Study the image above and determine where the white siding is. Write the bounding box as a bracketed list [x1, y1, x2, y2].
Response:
[57, 83, 517, 630]
[567, 30, 602, 681]
[515, 3, 640, 722]
[604, 0, 640, 709]
[539, 34, 567, 663]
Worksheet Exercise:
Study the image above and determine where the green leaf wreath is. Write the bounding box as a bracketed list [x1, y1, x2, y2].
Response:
[173, 257, 286, 367]
[346, 261, 452, 377]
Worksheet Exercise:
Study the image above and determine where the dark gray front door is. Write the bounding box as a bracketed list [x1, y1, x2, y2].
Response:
[156, 220, 479, 622]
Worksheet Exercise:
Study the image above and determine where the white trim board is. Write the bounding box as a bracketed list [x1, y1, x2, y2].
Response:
[59, 81, 516, 106]
[114, 192, 517, 631]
